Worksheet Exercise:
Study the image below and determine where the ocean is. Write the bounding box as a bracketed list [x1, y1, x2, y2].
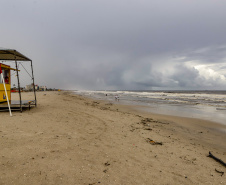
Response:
[74, 90, 226, 126]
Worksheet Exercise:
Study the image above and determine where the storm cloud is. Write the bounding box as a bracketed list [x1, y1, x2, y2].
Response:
[1, 0, 226, 90]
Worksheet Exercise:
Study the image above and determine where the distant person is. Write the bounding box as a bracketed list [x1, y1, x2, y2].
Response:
[4, 76, 9, 84]
[115, 95, 119, 101]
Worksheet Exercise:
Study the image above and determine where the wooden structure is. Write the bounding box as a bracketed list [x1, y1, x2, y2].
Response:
[0, 63, 12, 102]
[0, 48, 36, 112]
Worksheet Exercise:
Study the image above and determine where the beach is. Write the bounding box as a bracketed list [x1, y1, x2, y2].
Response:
[0, 91, 226, 184]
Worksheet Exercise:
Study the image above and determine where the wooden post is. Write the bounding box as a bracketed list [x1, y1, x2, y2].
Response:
[30, 60, 37, 107]
[15, 56, 22, 112]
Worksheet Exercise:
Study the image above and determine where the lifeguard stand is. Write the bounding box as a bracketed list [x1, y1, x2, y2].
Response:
[0, 48, 36, 112]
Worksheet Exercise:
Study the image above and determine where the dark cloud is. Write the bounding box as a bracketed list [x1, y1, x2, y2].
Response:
[1, 0, 226, 90]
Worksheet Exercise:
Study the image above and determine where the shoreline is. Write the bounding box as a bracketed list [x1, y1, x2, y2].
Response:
[0, 91, 226, 184]
[75, 90, 226, 126]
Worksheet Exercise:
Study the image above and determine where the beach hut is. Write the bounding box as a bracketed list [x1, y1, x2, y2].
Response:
[0, 48, 36, 113]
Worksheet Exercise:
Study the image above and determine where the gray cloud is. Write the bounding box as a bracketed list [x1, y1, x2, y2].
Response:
[1, 0, 226, 90]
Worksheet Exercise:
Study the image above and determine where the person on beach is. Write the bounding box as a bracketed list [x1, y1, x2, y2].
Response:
[115, 95, 119, 101]
[4, 70, 9, 84]
[4, 76, 9, 84]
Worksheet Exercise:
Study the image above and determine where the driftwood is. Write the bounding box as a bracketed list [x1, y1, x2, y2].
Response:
[215, 169, 224, 176]
[208, 152, 226, 167]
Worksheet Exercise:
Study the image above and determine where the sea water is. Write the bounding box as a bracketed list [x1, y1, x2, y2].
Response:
[74, 90, 226, 125]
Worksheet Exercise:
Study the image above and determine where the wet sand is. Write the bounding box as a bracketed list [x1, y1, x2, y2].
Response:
[134, 103, 226, 126]
[0, 91, 226, 184]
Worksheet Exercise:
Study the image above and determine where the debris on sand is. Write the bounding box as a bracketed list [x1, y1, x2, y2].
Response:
[104, 161, 110, 166]
[208, 152, 226, 167]
[146, 138, 163, 145]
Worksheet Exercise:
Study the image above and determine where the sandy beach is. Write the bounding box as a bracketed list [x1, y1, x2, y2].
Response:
[0, 91, 226, 185]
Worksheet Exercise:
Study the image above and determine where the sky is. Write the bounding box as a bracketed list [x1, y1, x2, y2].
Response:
[1, 0, 226, 90]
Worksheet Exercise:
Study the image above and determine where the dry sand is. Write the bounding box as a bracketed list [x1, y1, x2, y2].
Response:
[0, 91, 226, 185]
